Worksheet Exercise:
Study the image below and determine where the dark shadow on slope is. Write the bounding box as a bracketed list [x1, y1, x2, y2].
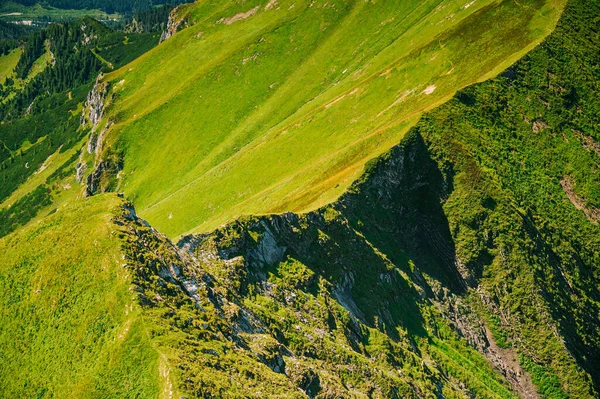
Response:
[224, 130, 470, 341]
[338, 130, 467, 296]
[239, 130, 472, 340]
[254, 209, 430, 340]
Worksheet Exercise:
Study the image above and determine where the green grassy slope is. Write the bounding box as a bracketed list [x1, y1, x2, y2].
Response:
[141, 0, 600, 394]
[0, 194, 163, 398]
[2, 0, 599, 397]
[0, 47, 21, 84]
[93, 0, 566, 237]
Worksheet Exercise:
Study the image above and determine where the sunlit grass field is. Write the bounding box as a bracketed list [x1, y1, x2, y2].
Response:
[97, 0, 566, 238]
[0, 48, 21, 84]
[0, 194, 162, 398]
[2, 0, 597, 397]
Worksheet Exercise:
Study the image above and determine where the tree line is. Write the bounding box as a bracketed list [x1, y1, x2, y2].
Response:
[11, 0, 191, 14]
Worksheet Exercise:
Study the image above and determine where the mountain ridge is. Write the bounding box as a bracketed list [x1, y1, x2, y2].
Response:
[1, 0, 599, 397]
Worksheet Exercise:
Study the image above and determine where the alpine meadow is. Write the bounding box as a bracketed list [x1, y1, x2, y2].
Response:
[0, 0, 599, 398]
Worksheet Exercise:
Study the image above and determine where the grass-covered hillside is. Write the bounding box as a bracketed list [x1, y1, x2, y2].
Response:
[1, 0, 599, 397]
[128, 0, 599, 395]
[89, 0, 567, 237]
[0, 195, 163, 398]
[0, 47, 22, 83]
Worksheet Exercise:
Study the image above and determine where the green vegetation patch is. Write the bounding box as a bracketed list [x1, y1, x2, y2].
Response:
[0, 47, 21, 84]
[414, 0, 600, 394]
[0, 195, 161, 398]
[0, 1, 122, 24]
[0, 183, 51, 238]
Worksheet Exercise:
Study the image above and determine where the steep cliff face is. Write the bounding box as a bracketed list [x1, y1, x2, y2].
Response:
[112, 132, 555, 398]
[79, 77, 123, 197]
[81, 75, 109, 151]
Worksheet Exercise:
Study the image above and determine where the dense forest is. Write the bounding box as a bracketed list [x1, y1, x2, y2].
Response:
[0, 18, 106, 120]
[0, 21, 33, 41]
[0, 21, 34, 55]
[124, 3, 175, 33]
[0, 13, 166, 220]
[0, 13, 168, 120]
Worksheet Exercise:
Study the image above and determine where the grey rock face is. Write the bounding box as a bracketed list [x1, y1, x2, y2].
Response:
[249, 222, 287, 266]
[160, 7, 187, 43]
[81, 75, 108, 137]
[75, 160, 87, 184]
